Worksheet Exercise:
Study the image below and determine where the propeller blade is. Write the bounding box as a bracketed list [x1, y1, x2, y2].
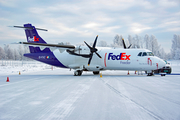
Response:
[122, 38, 127, 49]
[84, 41, 92, 49]
[128, 44, 132, 49]
[93, 35, 98, 48]
[88, 53, 93, 66]
[95, 52, 102, 58]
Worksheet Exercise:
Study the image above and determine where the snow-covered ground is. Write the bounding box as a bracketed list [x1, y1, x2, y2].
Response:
[0, 61, 180, 120]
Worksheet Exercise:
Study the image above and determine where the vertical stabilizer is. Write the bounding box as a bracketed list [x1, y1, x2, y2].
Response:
[23, 24, 50, 53]
[24, 24, 47, 44]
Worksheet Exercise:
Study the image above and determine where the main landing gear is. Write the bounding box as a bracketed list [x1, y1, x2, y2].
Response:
[147, 71, 154, 76]
[147, 73, 154, 76]
[74, 71, 100, 76]
[93, 71, 100, 75]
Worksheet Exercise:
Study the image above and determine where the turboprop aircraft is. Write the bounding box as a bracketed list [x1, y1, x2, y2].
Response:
[14, 23, 166, 76]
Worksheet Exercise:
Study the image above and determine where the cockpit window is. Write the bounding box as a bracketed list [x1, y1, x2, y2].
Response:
[138, 52, 142, 56]
[138, 52, 154, 57]
[147, 52, 154, 56]
[142, 52, 147, 56]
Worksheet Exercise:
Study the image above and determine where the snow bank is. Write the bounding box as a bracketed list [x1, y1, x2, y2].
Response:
[168, 60, 180, 73]
[0, 60, 53, 75]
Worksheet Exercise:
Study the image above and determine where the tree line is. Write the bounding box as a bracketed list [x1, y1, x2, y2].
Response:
[0, 34, 179, 60]
[0, 45, 30, 60]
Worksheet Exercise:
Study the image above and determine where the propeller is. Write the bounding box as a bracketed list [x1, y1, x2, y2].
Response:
[84, 35, 102, 65]
[122, 38, 132, 49]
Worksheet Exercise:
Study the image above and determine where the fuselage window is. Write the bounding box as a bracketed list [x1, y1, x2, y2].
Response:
[138, 52, 142, 56]
[142, 52, 147, 56]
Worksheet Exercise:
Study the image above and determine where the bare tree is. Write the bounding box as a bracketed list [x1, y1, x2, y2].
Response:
[144, 34, 150, 49]
[128, 35, 133, 48]
[0, 46, 5, 60]
[98, 41, 108, 47]
[113, 34, 123, 47]
[171, 34, 180, 60]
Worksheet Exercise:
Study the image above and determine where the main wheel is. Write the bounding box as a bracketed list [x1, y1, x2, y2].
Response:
[93, 71, 99, 75]
[74, 70, 82, 76]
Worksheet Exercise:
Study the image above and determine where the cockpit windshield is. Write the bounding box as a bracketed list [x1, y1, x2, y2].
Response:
[137, 52, 154, 57]
[138, 52, 142, 56]
[142, 52, 147, 56]
[147, 52, 154, 56]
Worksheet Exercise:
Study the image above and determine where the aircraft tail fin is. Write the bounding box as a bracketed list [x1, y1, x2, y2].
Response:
[23, 24, 47, 44]
[22, 24, 50, 53]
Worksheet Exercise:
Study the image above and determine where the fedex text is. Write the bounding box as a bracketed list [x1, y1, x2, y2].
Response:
[108, 53, 131, 60]
[28, 36, 39, 42]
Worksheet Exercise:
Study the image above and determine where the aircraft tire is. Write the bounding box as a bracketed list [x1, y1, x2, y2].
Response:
[93, 71, 99, 75]
[147, 73, 154, 76]
[74, 70, 82, 76]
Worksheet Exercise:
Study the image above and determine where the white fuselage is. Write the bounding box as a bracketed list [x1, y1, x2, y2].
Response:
[53, 47, 166, 72]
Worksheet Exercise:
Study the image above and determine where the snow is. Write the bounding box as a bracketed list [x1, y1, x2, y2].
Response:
[168, 60, 180, 73]
[0, 61, 180, 120]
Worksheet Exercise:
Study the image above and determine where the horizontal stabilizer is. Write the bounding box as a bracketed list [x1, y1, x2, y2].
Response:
[13, 26, 48, 31]
[19, 42, 75, 49]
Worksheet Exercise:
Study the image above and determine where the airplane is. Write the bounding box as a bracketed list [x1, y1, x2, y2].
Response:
[13, 23, 166, 76]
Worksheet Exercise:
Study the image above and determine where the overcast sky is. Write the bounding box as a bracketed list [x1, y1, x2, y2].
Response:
[0, 0, 180, 53]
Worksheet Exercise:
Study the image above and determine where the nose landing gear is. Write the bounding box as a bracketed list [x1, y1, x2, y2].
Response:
[147, 71, 154, 76]
[147, 73, 154, 76]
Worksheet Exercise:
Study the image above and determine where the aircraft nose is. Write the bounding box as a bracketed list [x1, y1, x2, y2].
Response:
[158, 59, 166, 69]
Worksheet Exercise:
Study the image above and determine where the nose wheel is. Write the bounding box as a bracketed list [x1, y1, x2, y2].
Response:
[74, 70, 82, 76]
[147, 70, 154, 76]
[147, 73, 154, 76]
